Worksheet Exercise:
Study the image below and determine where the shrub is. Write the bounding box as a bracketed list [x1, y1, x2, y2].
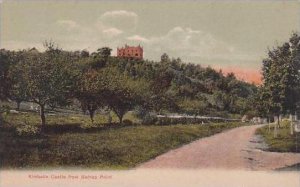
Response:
[123, 119, 133, 126]
[45, 124, 82, 133]
[142, 113, 157, 125]
[80, 122, 98, 129]
[133, 106, 148, 119]
[0, 114, 3, 126]
[16, 123, 40, 137]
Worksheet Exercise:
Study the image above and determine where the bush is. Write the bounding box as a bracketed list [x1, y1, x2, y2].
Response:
[16, 123, 40, 137]
[133, 106, 157, 125]
[142, 113, 157, 125]
[133, 106, 148, 119]
[0, 114, 3, 126]
[42, 124, 83, 133]
[123, 119, 133, 126]
[80, 122, 98, 129]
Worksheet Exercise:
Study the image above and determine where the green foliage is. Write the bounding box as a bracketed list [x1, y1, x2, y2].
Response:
[104, 74, 138, 123]
[89, 47, 112, 69]
[7, 50, 30, 109]
[133, 106, 157, 125]
[178, 98, 209, 115]
[18, 47, 80, 126]
[105, 54, 256, 116]
[2, 41, 259, 126]
[76, 69, 106, 123]
[259, 32, 300, 118]
[0, 49, 14, 100]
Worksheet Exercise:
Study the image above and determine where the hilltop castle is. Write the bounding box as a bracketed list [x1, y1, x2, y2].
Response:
[117, 45, 143, 60]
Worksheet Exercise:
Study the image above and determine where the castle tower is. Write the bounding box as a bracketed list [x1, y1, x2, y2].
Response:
[117, 45, 143, 60]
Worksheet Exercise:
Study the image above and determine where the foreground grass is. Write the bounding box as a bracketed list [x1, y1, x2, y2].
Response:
[256, 121, 300, 153]
[0, 121, 244, 169]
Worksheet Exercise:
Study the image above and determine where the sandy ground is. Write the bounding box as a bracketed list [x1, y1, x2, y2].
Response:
[138, 125, 300, 170]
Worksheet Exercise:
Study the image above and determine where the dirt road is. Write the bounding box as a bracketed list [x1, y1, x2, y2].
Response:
[139, 125, 300, 170]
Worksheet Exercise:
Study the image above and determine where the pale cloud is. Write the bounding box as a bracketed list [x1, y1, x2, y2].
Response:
[99, 10, 138, 31]
[101, 10, 138, 19]
[102, 28, 123, 37]
[56, 20, 79, 30]
[127, 35, 149, 42]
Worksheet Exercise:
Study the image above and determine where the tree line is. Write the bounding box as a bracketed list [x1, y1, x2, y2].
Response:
[0, 40, 263, 128]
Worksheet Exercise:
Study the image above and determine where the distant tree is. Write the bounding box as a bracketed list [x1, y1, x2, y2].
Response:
[8, 51, 28, 110]
[179, 96, 209, 116]
[80, 50, 90, 58]
[148, 94, 178, 114]
[97, 47, 112, 59]
[147, 69, 178, 114]
[90, 47, 112, 69]
[0, 49, 13, 101]
[104, 70, 138, 123]
[161, 53, 170, 63]
[76, 70, 105, 123]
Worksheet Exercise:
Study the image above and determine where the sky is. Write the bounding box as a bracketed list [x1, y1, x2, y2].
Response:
[1, 0, 300, 84]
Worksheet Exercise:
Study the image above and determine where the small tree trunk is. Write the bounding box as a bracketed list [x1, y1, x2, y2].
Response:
[274, 114, 279, 138]
[40, 104, 46, 127]
[16, 101, 21, 111]
[268, 117, 271, 133]
[107, 112, 112, 124]
[290, 114, 294, 135]
[88, 109, 95, 124]
[118, 115, 123, 124]
[278, 114, 282, 128]
[290, 120, 294, 135]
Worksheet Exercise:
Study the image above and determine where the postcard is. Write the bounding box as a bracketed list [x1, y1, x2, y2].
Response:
[0, 0, 299, 187]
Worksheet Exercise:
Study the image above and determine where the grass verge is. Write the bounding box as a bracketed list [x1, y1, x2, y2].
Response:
[256, 120, 300, 153]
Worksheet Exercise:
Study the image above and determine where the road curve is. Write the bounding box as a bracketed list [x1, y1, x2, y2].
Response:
[138, 125, 300, 170]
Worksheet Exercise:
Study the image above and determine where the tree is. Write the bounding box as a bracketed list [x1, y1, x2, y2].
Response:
[80, 50, 90, 58]
[0, 49, 13, 101]
[260, 33, 300, 136]
[7, 51, 29, 110]
[147, 69, 177, 114]
[90, 47, 112, 69]
[289, 33, 300, 115]
[104, 70, 138, 123]
[161, 53, 170, 63]
[261, 45, 288, 137]
[97, 47, 112, 60]
[21, 47, 79, 127]
[76, 69, 106, 123]
[0, 49, 13, 125]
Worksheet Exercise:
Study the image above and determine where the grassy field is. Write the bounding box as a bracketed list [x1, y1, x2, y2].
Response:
[0, 112, 245, 169]
[256, 120, 300, 153]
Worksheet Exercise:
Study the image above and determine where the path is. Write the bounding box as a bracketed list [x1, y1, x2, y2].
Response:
[139, 125, 300, 170]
